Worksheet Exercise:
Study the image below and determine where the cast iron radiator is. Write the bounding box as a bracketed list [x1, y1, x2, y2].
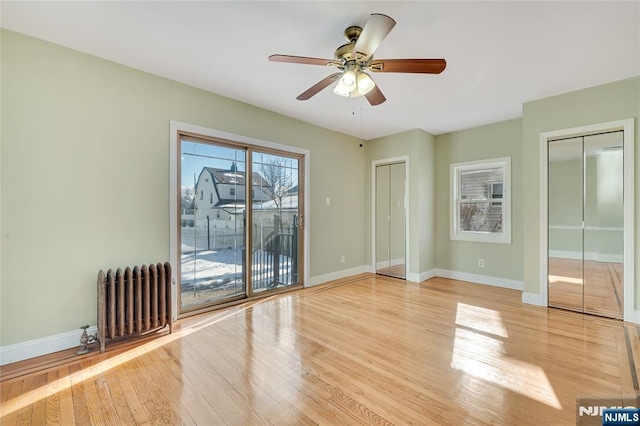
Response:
[97, 262, 172, 352]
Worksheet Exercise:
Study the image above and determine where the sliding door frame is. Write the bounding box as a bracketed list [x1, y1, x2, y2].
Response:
[170, 121, 310, 319]
[539, 118, 635, 322]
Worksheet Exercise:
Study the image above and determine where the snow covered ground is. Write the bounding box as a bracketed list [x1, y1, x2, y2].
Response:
[181, 225, 243, 253]
[180, 246, 297, 307]
[181, 247, 243, 290]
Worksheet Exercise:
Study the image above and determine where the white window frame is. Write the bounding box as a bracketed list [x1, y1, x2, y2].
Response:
[450, 157, 511, 244]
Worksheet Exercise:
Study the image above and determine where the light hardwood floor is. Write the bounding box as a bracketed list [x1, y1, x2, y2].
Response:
[1, 274, 639, 425]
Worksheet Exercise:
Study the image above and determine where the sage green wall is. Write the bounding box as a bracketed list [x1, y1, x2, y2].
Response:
[366, 129, 436, 278]
[0, 30, 3, 351]
[522, 77, 640, 308]
[435, 118, 523, 281]
[0, 30, 367, 346]
[417, 130, 436, 273]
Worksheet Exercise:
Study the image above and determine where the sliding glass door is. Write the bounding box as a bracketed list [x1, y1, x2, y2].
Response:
[179, 136, 304, 313]
[180, 141, 248, 309]
[251, 151, 302, 293]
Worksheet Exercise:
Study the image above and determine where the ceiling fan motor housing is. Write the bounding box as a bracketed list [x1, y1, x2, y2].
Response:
[343, 26, 362, 42]
[334, 42, 355, 61]
[335, 26, 373, 65]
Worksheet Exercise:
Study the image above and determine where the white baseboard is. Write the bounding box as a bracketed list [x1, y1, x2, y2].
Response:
[306, 265, 373, 287]
[0, 326, 97, 366]
[433, 269, 524, 291]
[625, 309, 640, 325]
[406, 272, 419, 282]
[522, 292, 547, 307]
[405, 269, 437, 283]
[584, 251, 598, 261]
[596, 253, 624, 263]
[549, 250, 582, 260]
[549, 250, 623, 263]
[420, 269, 437, 282]
[375, 258, 405, 269]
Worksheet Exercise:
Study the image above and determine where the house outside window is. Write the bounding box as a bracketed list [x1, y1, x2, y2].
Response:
[450, 157, 511, 244]
[230, 187, 235, 197]
[200, 190, 203, 201]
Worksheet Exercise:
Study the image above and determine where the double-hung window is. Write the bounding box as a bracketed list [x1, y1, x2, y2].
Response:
[450, 157, 511, 244]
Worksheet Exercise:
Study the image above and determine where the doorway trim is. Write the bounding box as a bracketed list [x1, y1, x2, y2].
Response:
[538, 118, 635, 322]
[371, 156, 410, 279]
[169, 120, 311, 320]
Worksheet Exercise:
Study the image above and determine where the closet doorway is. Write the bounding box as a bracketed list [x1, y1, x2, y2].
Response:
[374, 160, 407, 279]
[547, 131, 624, 319]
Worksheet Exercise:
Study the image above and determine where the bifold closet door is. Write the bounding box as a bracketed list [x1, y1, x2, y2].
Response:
[548, 132, 624, 319]
[375, 162, 406, 279]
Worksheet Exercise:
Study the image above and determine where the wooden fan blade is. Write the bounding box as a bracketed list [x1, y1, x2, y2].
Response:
[365, 85, 386, 106]
[353, 13, 396, 61]
[269, 54, 334, 66]
[297, 73, 342, 100]
[369, 59, 447, 74]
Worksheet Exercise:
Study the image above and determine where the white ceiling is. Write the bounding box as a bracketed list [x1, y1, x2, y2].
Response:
[2, 1, 639, 140]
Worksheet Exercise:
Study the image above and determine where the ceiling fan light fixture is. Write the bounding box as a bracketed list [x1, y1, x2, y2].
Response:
[341, 70, 357, 90]
[333, 78, 352, 97]
[356, 72, 375, 95]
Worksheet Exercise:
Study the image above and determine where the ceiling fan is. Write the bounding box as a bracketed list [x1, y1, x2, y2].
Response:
[268, 13, 446, 106]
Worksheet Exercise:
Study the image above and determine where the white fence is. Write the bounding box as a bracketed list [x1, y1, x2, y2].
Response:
[180, 215, 299, 307]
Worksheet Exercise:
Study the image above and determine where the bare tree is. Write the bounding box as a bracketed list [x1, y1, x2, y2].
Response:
[181, 186, 195, 210]
[260, 157, 293, 229]
[459, 203, 489, 231]
[492, 213, 503, 232]
[459, 203, 502, 232]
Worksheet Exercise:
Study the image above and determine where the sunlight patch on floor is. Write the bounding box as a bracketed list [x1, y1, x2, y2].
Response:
[455, 302, 509, 338]
[549, 274, 583, 286]
[451, 304, 562, 410]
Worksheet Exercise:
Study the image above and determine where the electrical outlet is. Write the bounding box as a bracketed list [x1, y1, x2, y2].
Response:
[341, 255, 345, 264]
[478, 259, 485, 268]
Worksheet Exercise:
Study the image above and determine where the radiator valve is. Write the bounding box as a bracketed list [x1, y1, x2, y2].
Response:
[77, 325, 97, 355]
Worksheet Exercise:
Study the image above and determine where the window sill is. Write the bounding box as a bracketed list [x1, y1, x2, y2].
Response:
[450, 232, 511, 244]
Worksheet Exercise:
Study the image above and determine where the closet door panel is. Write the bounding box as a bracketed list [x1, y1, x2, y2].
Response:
[389, 163, 406, 279]
[376, 165, 391, 275]
[583, 133, 624, 319]
[548, 138, 583, 312]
